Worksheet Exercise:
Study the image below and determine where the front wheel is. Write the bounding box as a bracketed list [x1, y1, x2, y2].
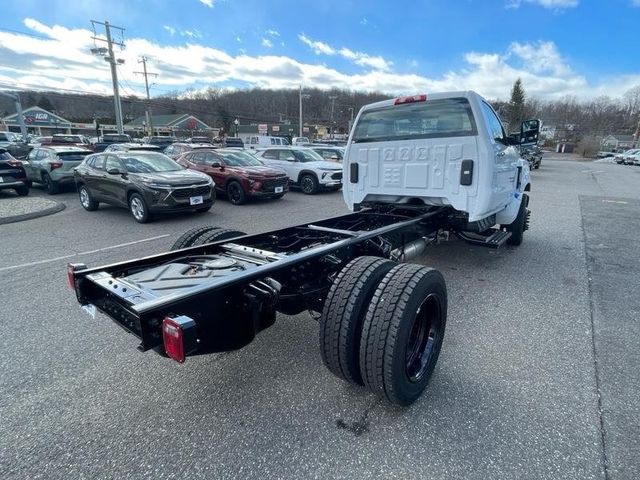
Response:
[226, 181, 246, 205]
[129, 193, 151, 223]
[299, 174, 318, 195]
[506, 193, 529, 246]
[78, 185, 99, 211]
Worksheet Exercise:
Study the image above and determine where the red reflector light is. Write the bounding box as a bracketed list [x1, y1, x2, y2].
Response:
[163, 317, 186, 363]
[67, 263, 75, 289]
[394, 94, 427, 105]
[50, 162, 63, 170]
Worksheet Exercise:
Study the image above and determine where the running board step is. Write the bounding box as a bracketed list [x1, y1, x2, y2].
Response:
[456, 229, 512, 248]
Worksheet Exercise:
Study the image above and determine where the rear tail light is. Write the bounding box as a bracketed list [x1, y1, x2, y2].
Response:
[50, 162, 63, 170]
[66, 262, 87, 290]
[163, 315, 197, 363]
[394, 94, 427, 105]
[7, 159, 22, 167]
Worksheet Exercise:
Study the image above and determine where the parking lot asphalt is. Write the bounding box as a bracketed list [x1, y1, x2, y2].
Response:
[1, 155, 638, 480]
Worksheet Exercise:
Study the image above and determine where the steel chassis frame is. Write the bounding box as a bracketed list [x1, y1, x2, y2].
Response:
[71, 204, 451, 355]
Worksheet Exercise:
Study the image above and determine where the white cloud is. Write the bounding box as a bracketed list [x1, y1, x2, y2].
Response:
[199, 0, 214, 7]
[298, 33, 335, 55]
[163, 25, 176, 36]
[0, 18, 637, 103]
[181, 29, 202, 39]
[507, 0, 579, 9]
[299, 33, 392, 71]
[633, 0, 640, 5]
[265, 29, 280, 37]
[261, 38, 273, 48]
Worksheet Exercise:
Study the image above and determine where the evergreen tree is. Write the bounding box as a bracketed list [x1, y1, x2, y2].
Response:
[508, 78, 526, 130]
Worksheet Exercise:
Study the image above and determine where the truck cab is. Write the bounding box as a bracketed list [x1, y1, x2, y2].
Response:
[343, 91, 536, 227]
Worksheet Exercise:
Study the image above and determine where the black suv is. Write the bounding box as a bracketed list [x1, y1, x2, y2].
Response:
[0, 149, 29, 196]
[74, 151, 215, 223]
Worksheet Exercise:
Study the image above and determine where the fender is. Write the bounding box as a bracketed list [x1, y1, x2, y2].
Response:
[297, 169, 318, 184]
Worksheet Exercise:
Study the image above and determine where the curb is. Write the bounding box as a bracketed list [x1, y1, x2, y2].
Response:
[0, 201, 66, 225]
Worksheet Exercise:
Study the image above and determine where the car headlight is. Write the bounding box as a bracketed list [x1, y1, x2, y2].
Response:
[140, 179, 172, 189]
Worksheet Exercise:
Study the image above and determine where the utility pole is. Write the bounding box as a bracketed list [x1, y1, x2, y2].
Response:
[135, 56, 158, 138]
[299, 85, 303, 138]
[328, 95, 338, 139]
[90, 20, 125, 134]
[348, 106, 354, 133]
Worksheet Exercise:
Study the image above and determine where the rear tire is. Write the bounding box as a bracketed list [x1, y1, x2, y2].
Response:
[299, 174, 318, 194]
[15, 185, 29, 196]
[42, 173, 59, 195]
[359, 263, 447, 406]
[78, 184, 98, 211]
[319, 256, 396, 385]
[170, 225, 219, 251]
[191, 228, 247, 246]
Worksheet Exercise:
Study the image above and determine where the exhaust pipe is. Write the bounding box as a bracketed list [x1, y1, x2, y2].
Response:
[390, 237, 430, 262]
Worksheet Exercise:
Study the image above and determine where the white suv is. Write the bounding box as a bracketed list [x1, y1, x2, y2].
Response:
[254, 147, 342, 194]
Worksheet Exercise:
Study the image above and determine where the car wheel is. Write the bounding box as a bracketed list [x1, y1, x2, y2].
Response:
[359, 263, 448, 406]
[129, 193, 151, 223]
[15, 185, 29, 196]
[42, 173, 59, 195]
[78, 184, 99, 211]
[506, 193, 529, 246]
[226, 181, 246, 205]
[320, 256, 396, 385]
[299, 174, 318, 194]
[25, 180, 32, 188]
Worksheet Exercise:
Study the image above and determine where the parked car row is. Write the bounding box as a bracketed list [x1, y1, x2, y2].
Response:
[614, 148, 640, 165]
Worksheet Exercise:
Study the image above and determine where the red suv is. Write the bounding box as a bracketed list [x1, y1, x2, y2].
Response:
[177, 148, 289, 205]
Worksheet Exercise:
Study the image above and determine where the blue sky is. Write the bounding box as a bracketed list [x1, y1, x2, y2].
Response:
[0, 0, 638, 100]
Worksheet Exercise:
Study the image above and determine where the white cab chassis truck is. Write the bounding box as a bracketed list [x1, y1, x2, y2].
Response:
[68, 91, 539, 407]
[344, 91, 535, 244]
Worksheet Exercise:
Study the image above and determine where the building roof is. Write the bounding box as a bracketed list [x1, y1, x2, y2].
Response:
[126, 114, 210, 130]
[3, 106, 72, 127]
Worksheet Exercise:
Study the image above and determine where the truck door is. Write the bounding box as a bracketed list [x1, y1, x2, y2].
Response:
[479, 101, 520, 211]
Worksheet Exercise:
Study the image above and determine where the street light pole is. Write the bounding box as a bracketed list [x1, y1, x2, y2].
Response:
[0, 91, 28, 140]
[234, 118, 239, 138]
[135, 57, 158, 138]
[328, 95, 338, 139]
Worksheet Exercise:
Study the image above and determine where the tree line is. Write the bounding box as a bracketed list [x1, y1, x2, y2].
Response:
[1, 81, 638, 150]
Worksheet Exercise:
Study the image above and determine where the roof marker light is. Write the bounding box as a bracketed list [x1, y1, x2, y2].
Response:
[394, 94, 428, 105]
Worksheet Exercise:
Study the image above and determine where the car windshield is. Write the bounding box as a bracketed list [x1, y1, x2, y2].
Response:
[119, 153, 182, 173]
[352, 98, 477, 143]
[219, 150, 263, 167]
[295, 149, 325, 162]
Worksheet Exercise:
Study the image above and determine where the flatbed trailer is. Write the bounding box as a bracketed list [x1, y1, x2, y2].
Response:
[70, 204, 512, 405]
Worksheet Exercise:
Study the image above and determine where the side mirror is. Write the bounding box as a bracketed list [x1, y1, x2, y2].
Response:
[107, 167, 123, 175]
[520, 119, 541, 145]
[210, 161, 222, 168]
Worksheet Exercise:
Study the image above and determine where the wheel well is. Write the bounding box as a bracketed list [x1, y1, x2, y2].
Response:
[225, 177, 244, 189]
[524, 183, 531, 192]
[297, 170, 318, 183]
[127, 188, 142, 203]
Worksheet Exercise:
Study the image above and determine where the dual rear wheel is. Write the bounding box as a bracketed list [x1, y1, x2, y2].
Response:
[320, 256, 447, 406]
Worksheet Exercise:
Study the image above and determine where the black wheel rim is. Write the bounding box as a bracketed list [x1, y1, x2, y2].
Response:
[405, 293, 442, 383]
[301, 176, 314, 193]
[44, 175, 52, 192]
[228, 184, 242, 203]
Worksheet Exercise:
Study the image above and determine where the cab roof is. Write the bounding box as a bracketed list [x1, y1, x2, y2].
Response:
[360, 90, 481, 112]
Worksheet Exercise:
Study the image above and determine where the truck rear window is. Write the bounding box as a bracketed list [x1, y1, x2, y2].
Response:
[352, 98, 477, 143]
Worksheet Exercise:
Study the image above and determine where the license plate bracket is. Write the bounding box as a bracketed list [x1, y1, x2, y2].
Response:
[190, 196, 203, 205]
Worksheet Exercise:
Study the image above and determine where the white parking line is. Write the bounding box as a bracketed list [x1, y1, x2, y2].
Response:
[0, 234, 171, 272]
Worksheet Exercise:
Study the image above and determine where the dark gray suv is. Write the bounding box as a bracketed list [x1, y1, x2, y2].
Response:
[74, 151, 215, 223]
